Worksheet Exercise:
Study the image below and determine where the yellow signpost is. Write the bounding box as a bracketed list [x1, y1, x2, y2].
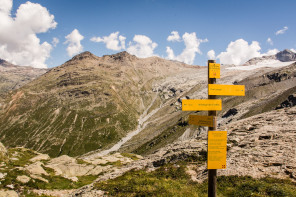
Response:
[182, 99, 222, 111]
[207, 131, 227, 169]
[209, 63, 220, 78]
[181, 59, 245, 197]
[189, 115, 215, 127]
[208, 84, 245, 96]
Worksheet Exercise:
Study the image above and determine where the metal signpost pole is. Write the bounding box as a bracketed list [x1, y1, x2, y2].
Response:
[208, 59, 217, 197]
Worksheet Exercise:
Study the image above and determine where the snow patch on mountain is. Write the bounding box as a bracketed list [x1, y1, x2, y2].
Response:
[226, 60, 295, 71]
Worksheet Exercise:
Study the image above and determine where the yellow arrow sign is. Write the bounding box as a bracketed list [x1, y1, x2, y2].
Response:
[208, 131, 227, 169]
[189, 115, 215, 127]
[182, 99, 222, 111]
[209, 63, 220, 78]
[208, 84, 245, 96]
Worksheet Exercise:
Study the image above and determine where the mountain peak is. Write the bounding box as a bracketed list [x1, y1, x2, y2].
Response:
[276, 49, 296, 62]
[0, 58, 16, 68]
[103, 51, 137, 62]
[69, 51, 98, 62]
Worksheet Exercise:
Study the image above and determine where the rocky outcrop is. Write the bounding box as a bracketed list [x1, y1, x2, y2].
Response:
[275, 94, 296, 109]
[16, 175, 31, 184]
[217, 106, 296, 181]
[222, 108, 238, 118]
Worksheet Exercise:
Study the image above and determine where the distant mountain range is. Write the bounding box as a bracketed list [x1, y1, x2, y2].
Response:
[0, 59, 48, 100]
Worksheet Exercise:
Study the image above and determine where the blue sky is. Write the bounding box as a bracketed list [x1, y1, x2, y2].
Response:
[1, 0, 296, 68]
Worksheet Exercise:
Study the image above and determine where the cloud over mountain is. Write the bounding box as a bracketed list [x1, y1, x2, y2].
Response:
[0, 0, 57, 68]
[217, 39, 261, 65]
[64, 29, 84, 57]
[127, 35, 158, 58]
[91, 31, 126, 51]
[166, 32, 208, 64]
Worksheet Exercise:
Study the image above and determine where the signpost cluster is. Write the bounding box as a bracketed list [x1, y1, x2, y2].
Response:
[182, 60, 245, 197]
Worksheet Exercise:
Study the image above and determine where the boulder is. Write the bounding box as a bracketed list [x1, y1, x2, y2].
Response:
[29, 154, 50, 162]
[16, 175, 31, 184]
[25, 162, 48, 176]
[222, 108, 238, 118]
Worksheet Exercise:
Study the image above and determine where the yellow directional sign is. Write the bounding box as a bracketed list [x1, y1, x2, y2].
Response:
[208, 84, 245, 96]
[189, 115, 215, 127]
[182, 99, 222, 111]
[208, 131, 227, 169]
[209, 63, 220, 78]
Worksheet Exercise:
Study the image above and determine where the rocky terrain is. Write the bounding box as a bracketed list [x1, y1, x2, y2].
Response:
[0, 141, 143, 196]
[1, 105, 295, 196]
[68, 105, 296, 196]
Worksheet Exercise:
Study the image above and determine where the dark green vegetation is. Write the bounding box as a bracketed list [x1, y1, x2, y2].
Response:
[95, 163, 296, 197]
[133, 123, 189, 156]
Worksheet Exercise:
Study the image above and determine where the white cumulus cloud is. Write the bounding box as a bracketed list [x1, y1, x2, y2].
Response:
[207, 50, 216, 60]
[262, 48, 279, 56]
[166, 32, 208, 65]
[127, 35, 158, 58]
[267, 37, 273, 45]
[91, 31, 126, 51]
[167, 31, 181, 42]
[0, 0, 57, 68]
[0, 0, 12, 14]
[52, 37, 59, 47]
[290, 48, 296, 53]
[275, 26, 288, 35]
[217, 39, 261, 65]
[64, 29, 84, 57]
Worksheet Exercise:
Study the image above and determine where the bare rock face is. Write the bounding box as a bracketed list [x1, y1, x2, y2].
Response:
[218, 106, 296, 181]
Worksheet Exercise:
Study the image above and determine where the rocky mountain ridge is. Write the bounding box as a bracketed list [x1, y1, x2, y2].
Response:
[243, 49, 296, 66]
[0, 58, 48, 100]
